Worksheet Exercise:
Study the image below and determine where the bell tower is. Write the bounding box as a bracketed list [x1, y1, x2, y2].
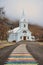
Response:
[19, 11, 28, 30]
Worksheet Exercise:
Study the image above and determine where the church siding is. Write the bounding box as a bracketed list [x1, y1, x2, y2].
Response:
[8, 33, 16, 42]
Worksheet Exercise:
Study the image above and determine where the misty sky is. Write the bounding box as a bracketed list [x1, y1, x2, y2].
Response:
[0, 0, 43, 26]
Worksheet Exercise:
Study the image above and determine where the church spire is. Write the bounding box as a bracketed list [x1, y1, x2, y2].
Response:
[20, 10, 27, 22]
[22, 10, 25, 17]
[21, 10, 25, 20]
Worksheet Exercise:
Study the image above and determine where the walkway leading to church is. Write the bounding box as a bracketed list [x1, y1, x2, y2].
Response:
[4, 44, 38, 65]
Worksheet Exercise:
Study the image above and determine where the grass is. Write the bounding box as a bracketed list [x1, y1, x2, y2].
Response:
[0, 40, 15, 49]
[38, 42, 43, 45]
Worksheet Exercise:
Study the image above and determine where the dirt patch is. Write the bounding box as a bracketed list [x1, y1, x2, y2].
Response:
[26, 42, 43, 65]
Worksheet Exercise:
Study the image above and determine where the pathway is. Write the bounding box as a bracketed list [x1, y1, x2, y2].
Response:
[4, 44, 38, 65]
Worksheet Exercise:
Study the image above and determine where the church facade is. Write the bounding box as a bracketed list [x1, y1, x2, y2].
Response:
[7, 12, 35, 42]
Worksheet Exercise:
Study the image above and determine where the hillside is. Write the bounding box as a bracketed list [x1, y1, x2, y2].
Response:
[0, 18, 43, 41]
[0, 18, 11, 40]
[29, 24, 43, 41]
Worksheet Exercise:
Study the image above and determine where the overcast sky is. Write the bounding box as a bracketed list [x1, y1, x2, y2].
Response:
[0, 0, 43, 26]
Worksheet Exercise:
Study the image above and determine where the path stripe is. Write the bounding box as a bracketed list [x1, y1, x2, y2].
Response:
[9, 56, 33, 58]
[4, 64, 37, 65]
[10, 54, 32, 56]
[5, 61, 38, 64]
[5, 53, 38, 65]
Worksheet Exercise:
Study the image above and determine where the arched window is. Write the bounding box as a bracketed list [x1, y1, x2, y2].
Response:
[2, 12, 5, 14]
[24, 24, 26, 27]
[27, 37, 29, 39]
[20, 36, 22, 39]
[23, 31, 27, 33]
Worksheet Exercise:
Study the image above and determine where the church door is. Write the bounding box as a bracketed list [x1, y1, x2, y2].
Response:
[23, 36, 26, 40]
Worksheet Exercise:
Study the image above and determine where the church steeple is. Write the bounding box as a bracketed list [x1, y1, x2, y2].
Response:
[22, 10, 25, 18]
[19, 10, 28, 30]
[20, 10, 26, 22]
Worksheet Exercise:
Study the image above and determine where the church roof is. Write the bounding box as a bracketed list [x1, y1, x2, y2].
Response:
[8, 27, 20, 33]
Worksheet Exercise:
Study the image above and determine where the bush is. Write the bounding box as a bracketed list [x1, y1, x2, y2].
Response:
[37, 39, 43, 42]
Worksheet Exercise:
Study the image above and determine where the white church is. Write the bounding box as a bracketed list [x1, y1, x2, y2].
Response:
[7, 12, 35, 42]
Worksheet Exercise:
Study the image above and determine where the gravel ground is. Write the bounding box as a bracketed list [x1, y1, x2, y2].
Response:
[0, 43, 20, 65]
[26, 42, 43, 65]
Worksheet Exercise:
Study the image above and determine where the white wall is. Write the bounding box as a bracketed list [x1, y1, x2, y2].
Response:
[16, 31, 23, 42]
[19, 22, 28, 30]
[16, 29, 32, 42]
[8, 33, 16, 42]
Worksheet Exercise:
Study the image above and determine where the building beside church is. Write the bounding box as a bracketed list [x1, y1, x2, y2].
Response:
[7, 12, 35, 42]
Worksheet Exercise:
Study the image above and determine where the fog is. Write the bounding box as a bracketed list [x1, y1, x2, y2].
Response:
[0, 0, 43, 26]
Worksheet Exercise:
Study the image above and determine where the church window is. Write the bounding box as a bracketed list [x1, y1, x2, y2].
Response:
[23, 31, 27, 33]
[27, 37, 29, 39]
[20, 36, 22, 39]
[24, 24, 26, 27]
[2, 12, 4, 14]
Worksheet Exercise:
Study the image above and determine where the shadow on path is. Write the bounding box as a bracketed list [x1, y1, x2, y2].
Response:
[26, 42, 43, 65]
[0, 43, 20, 65]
